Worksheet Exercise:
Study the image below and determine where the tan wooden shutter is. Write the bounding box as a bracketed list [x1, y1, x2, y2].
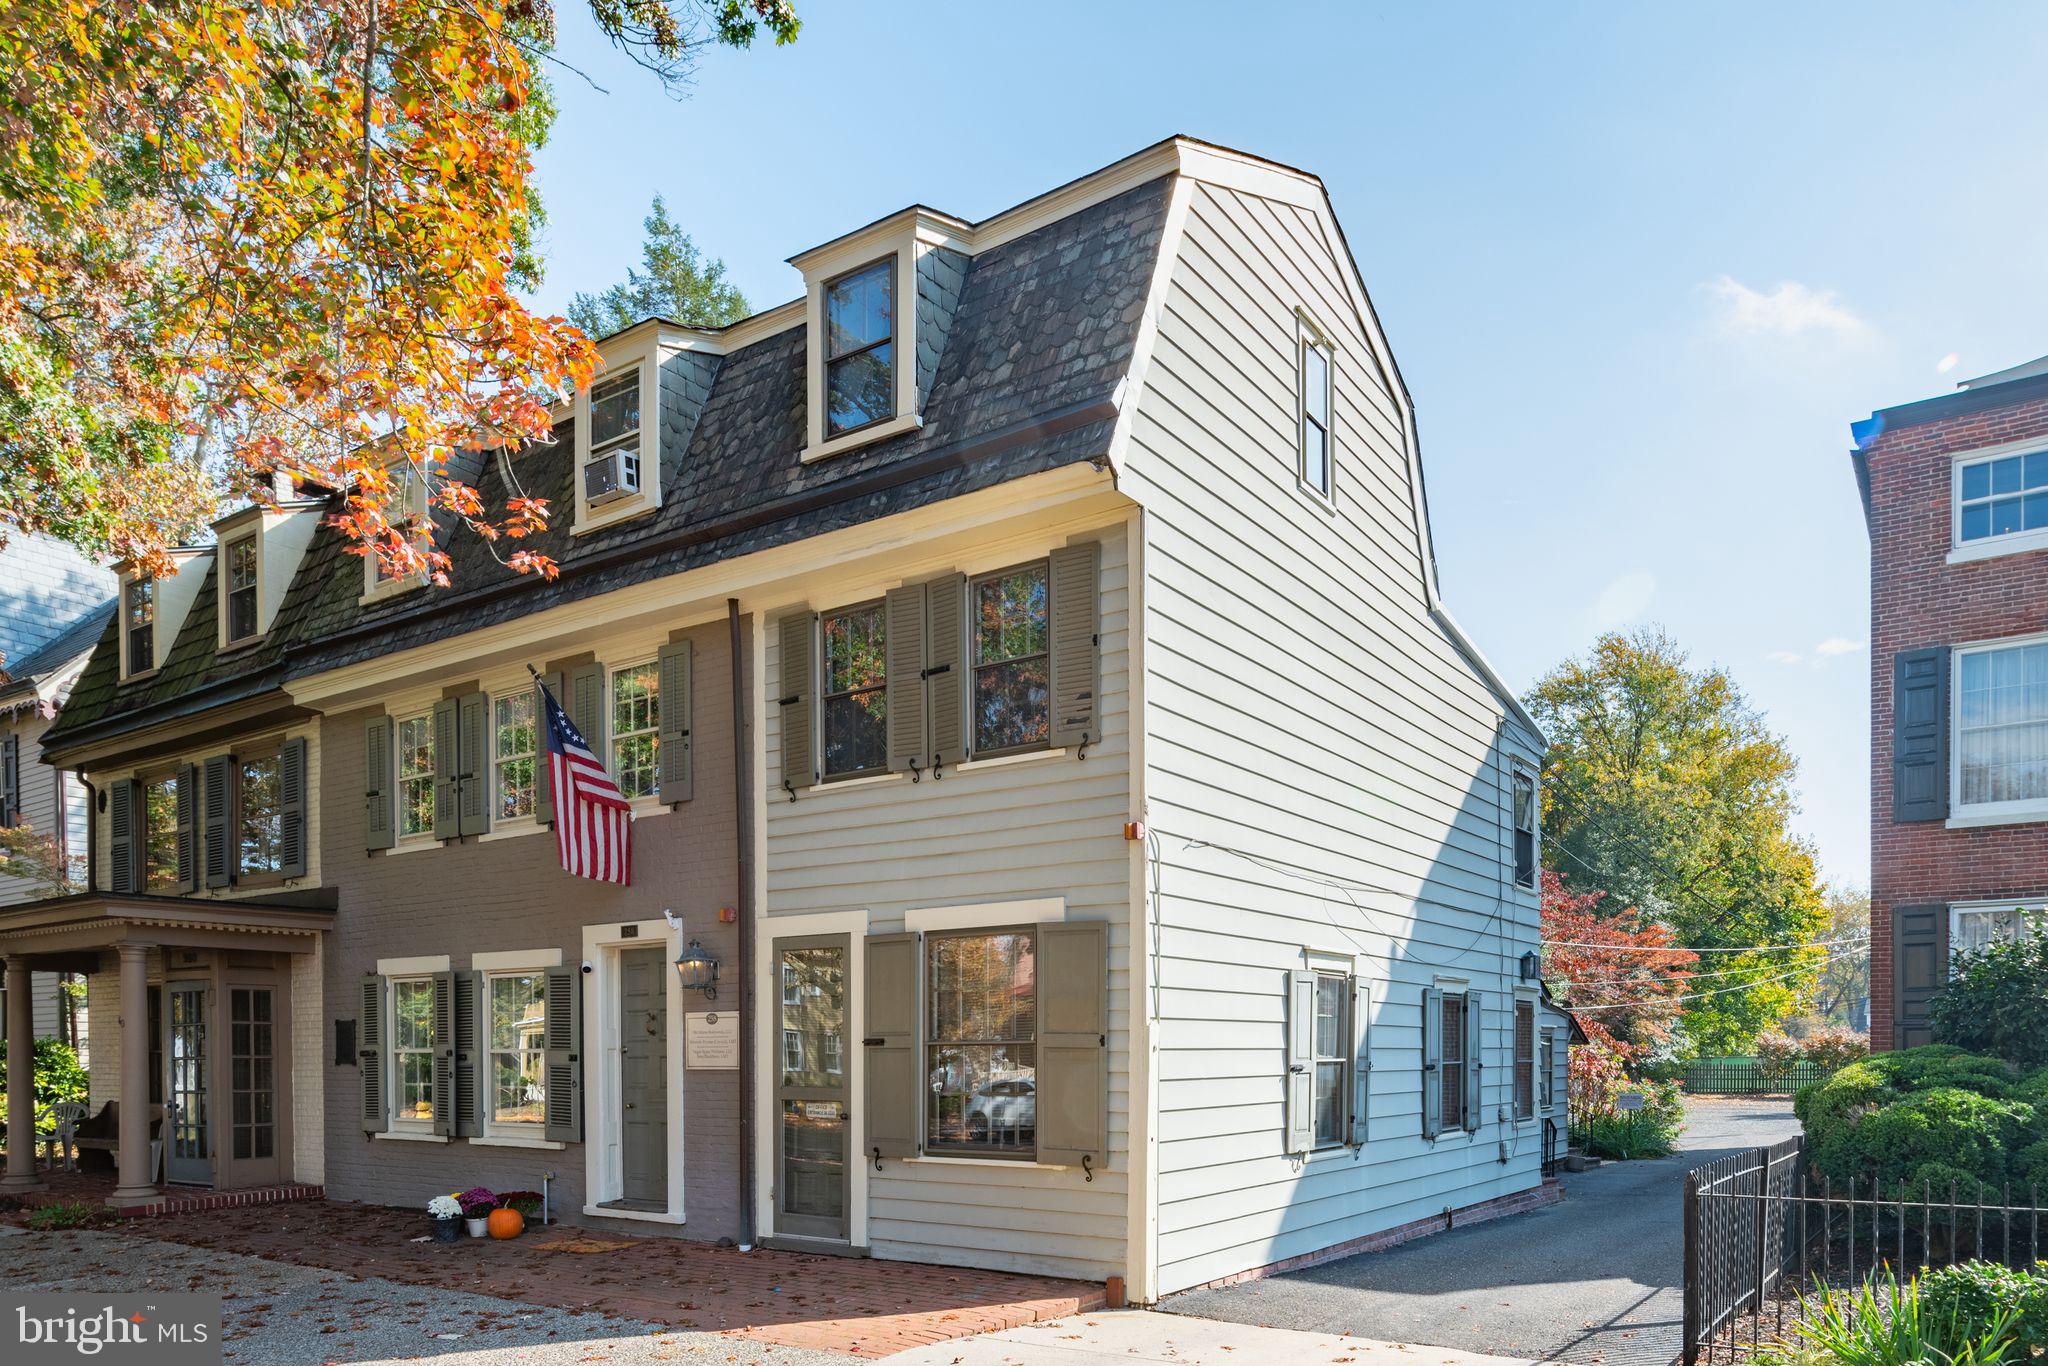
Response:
[175, 762, 199, 892]
[658, 640, 694, 804]
[431, 969, 456, 1138]
[1349, 978, 1371, 1147]
[778, 611, 815, 794]
[363, 716, 395, 851]
[431, 698, 460, 840]
[884, 583, 929, 773]
[1048, 541, 1101, 749]
[925, 574, 966, 767]
[864, 931, 920, 1160]
[1284, 969, 1316, 1155]
[534, 671, 563, 826]
[359, 975, 386, 1133]
[453, 970, 481, 1138]
[202, 754, 233, 888]
[1421, 986, 1444, 1138]
[1892, 903, 1948, 1048]
[108, 777, 138, 894]
[1462, 992, 1484, 1132]
[1037, 919, 1109, 1168]
[543, 964, 583, 1143]
[567, 662, 607, 761]
[457, 692, 488, 837]
[279, 736, 308, 878]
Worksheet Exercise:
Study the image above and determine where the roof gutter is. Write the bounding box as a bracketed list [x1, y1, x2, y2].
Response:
[1430, 603, 1547, 748]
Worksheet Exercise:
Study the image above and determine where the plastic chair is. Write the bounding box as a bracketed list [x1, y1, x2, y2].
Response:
[45, 1101, 89, 1172]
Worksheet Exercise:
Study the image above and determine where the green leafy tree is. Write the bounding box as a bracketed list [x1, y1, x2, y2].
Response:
[1929, 913, 2048, 1070]
[568, 197, 750, 337]
[1524, 627, 1831, 1053]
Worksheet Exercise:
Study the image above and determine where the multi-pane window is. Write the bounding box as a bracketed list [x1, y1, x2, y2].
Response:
[824, 260, 894, 437]
[143, 772, 180, 892]
[781, 961, 801, 1006]
[373, 466, 426, 585]
[397, 714, 435, 838]
[1300, 330, 1332, 497]
[971, 563, 1051, 756]
[1310, 973, 1348, 1148]
[1956, 640, 2048, 810]
[1950, 903, 2034, 962]
[587, 369, 643, 494]
[926, 929, 1036, 1155]
[821, 602, 887, 778]
[229, 987, 275, 1160]
[822, 1029, 843, 1075]
[1439, 990, 1467, 1132]
[1957, 449, 2048, 544]
[390, 976, 435, 1125]
[487, 972, 545, 1129]
[782, 1029, 804, 1075]
[1513, 769, 1537, 888]
[1514, 999, 1536, 1121]
[1539, 1031, 1556, 1110]
[237, 751, 283, 877]
[494, 693, 537, 820]
[610, 661, 660, 799]
[225, 535, 260, 643]
[124, 580, 154, 676]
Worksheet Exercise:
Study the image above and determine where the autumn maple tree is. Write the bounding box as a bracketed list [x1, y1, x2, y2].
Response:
[1541, 870, 1697, 1061]
[0, 0, 796, 584]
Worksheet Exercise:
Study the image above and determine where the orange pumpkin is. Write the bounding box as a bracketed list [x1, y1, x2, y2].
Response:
[486, 1207, 524, 1239]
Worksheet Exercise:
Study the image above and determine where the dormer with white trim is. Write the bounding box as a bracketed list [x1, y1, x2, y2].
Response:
[116, 546, 210, 683]
[211, 482, 328, 653]
[572, 319, 720, 536]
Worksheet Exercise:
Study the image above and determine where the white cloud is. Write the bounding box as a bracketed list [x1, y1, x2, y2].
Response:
[1589, 571, 1656, 632]
[1708, 276, 1870, 343]
[1767, 650, 1805, 666]
[1937, 352, 1961, 374]
[1814, 637, 1864, 657]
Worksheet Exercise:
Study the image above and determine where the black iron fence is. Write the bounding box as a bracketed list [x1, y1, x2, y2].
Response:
[1659, 1057, 1843, 1096]
[1682, 1138, 2048, 1365]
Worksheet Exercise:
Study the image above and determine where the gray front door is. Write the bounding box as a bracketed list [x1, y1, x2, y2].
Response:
[164, 980, 210, 1186]
[617, 947, 668, 1206]
[775, 936, 849, 1241]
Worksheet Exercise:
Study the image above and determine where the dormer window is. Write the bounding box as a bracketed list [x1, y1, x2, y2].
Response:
[224, 534, 260, 644]
[824, 260, 895, 438]
[584, 369, 644, 508]
[123, 579, 155, 677]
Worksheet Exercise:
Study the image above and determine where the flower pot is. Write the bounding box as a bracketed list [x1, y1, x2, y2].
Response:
[486, 1207, 525, 1240]
[465, 1218, 489, 1238]
[430, 1214, 461, 1245]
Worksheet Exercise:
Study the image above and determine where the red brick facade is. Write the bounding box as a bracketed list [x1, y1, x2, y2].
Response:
[1863, 385, 2048, 1049]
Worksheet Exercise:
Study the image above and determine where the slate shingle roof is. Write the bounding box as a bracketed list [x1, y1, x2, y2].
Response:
[0, 599, 114, 695]
[46, 173, 1170, 752]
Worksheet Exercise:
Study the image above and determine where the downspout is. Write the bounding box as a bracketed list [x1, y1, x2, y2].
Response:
[78, 772, 98, 894]
[728, 598, 755, 1250]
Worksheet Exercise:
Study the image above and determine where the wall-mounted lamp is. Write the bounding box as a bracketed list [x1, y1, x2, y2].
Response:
[1519, 950, 1542, 982]
[674, 940, 720, 999]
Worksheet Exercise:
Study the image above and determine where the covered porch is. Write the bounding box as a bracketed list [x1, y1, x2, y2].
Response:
[0, 889, 332, 1206]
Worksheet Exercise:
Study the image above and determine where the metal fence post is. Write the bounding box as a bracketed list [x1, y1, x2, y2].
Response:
[1684, 1165, 1703, 1366]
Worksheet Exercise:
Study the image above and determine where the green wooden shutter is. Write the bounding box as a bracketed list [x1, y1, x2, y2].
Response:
[1463, 992, 1484, 1132]
[457, 691, 488, 837]
[0, 734, 17, 826]
[778, 611, 815, 793]
[884, 584, 928, 773]
[567, 662, 606, 762]
[1893, 648, 1950, 822]
[1048, 540, 1101, 749]
[1421, 986, 1444, 1139]
[925, 574, 965, 767]
[1036, 919, 1108, 1168]
[542, 964, 583, 1143]
[431, 698, 459, 840]
[108, 777, 138, 894]
[279, 736, 308, 878]
[864, 931, 920, 1160]
[1284, 969, 1315, 1155]
[431, 969, 456, 1137]
[453, 970, 480, 1138]
[657, 640, 693, 804]
[359, 975, 387, 1133]
[534, 671, 563, 826]
[363, 716, 395, 851]
[1349, 978, 1371, 1147]
[174, 763, 199, 892]
[202, 754, 233, 888]
[1892, 903, 1948, 1048]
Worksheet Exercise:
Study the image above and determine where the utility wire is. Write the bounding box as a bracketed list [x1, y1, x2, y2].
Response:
[1541, 935, 1865, 953]
[1561, 945, 1867, 1012]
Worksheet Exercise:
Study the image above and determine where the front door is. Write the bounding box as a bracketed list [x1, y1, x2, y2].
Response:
[616, 947, 668, 1208]
[775, 936, 849, 1241]
[221, 985, 282, 1187]
[164, 980, 210, 1186]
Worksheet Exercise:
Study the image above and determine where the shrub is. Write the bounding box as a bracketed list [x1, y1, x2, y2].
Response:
[1799, 1046, 2043, 1193]
[0, 1037, 88, 1138]
[1760, 1267, 2024, 1366]
[496, 1190, 543, 1217]
[1800, 1026, 1870, 1071]
[1918, 1262, 2048, 1358]
[25, 1201, 118, 1231]
[1756, 1032, 1803, 1071]
[1929, 915, 2048, 1070]
[1577, 1077, 1685, 1160]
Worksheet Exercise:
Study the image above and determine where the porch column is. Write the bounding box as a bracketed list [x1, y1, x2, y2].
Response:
[1, 955, 42, 1192]
[109, 943, 157, 1205]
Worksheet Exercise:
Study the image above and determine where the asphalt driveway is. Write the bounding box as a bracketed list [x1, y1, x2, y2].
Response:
[1164, 1097, 1803, 1366]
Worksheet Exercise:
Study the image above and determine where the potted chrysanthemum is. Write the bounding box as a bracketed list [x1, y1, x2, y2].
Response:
[426, 1193, 462, 1244]
[459, 1187, 497, 1238]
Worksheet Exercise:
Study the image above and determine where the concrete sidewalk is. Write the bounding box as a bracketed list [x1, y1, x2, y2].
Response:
[882, 1310, 1537, 1366]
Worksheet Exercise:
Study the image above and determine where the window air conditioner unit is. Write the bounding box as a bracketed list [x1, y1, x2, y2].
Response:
[584, 447, 640, 506]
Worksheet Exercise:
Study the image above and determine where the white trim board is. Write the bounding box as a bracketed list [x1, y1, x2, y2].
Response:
[580, 918, 688, 1225]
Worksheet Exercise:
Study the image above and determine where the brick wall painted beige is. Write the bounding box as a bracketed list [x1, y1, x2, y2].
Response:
[317, 618, 748, 1239]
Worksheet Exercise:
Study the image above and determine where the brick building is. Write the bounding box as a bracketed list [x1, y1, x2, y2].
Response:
[1854, 355, 2048, 1049]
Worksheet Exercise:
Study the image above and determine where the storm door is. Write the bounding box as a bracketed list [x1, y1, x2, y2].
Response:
[775, 936, 849, 1241]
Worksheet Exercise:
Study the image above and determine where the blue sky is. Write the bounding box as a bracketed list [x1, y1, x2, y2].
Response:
[526, 2, 2048, 891]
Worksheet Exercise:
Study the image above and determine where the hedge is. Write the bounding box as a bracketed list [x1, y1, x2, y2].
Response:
[1795, 1045, 2048, 1196]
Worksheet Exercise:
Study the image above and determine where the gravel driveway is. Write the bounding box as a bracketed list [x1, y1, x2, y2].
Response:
[1163, 1098, 1804, 1366]
[0, 1225, 855, 1365]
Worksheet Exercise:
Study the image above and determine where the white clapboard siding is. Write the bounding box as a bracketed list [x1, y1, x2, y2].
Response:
[1122, 177, 1546, 1295]
[1, 713, 73, 906]
[764, 523, 1133, 1283]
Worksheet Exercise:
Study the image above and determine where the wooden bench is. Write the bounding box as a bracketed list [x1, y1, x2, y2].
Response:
[71, 1101, 160, 1173]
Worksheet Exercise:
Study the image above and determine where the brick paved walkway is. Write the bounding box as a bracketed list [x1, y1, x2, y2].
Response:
[120, 1199, 1104, 1358]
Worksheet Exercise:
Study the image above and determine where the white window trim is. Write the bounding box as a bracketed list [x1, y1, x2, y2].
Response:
[1512, 762, 1541, 890]
[360, 464, 431, 603]
[800, 243, 922, 463]
[479, 956, 554, 1142]
[492, 691, 541, 826]
[1306, 966, 1352, 1152]
[608, 658, 661, 802]
[120, 578, 158, 681]
[1949, 632, 2048, 824]
[1296, 309, 1337, 507]
[219, 531, 263, 649]
[903, 897, 1066, 933]
[386, 972, 439, 1136]
[1948, 437, 2048, 563]
[581, 917, 687, 1225]
[573, 350, 661, 534]
[1512, 988, 1540, 1126]
[1947, 899, 2041, 972]
[395, 710, 436, 844]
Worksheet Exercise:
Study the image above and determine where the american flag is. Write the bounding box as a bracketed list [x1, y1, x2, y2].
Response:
[537, 675, 633, 885]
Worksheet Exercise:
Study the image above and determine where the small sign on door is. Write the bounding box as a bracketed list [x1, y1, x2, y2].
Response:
[685, 1011, 739, 1069]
